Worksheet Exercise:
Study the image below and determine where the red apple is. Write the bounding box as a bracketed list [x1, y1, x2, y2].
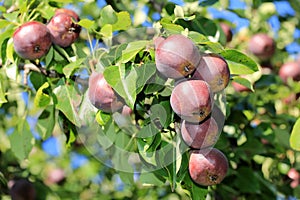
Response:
[47, 12, 81, 47]
[13, 21, 52, 60]
[248, 33, 275, 60]
[88, 72, 124, 113]
[189, 148, 228, 186]
[278, 61, 300, 83]
[170, 80, 213, 123]
[155, 34, 201, 79]
[181, 116, 219, 149]
[192, 53, 230, 93]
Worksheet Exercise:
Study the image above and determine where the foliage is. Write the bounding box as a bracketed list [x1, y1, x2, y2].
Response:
[0, 0, 299, 199]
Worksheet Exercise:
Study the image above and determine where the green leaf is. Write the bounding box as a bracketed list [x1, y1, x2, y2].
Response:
[0, 28, 14, 60]
[0, 75, 7, 104]
[34, 82, 51, 107]
[78, 19, 95, 30]
[121, 40, 150, 63]
[100, 24, 113, 38]
[220, 49, 258, 75]
[3, 12, 19, 22]
[290, 118, 300, 151]
[63, 58, 85, 78]
[0, 19, 12, 29]
[36, 105, 55, 140]
[9, 118, 34, 161]
[234, 167, 260, 193]
[29, 71, 47, 91]
[136, 63, 157, 94]
[53, 79, 82, 127]
[160, 18, 184, 34]
[112, 11, 131, 31]
[6, 38, 14, 62]
[232, 77, 254, 91]
[99, 5, 117, 25]
[103, 65, 137, 109]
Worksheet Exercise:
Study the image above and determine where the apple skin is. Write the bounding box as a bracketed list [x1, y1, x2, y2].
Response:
[248, 33, 275, 60]
[155, 34, 201, 79]
[88, 72, 124, 113]
[55, 8, 80, 21]
[181, 116, 219, 149]
[232, 81, 251, 92]
[170, 80, 213, 123]
[47, 12, 81, 47]
[189, 148, 228, 186]
[192, 53, 230, 93]
[220, 22, 232, 43]
[10, 179, 36, 200]
[13, 21, 52, 60]
[278, 61, 300, 83]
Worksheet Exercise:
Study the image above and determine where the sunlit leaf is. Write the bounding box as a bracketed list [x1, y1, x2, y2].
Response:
[121, 40, 149, 63]
[220, 49, 258, 75]
[290, 118, 300, 151]
[112, 11, 131, 31]
[99, 5, 117, 25]
[78, 19, 95, 30]
[103, 65, 137, 109]
[34, 82, 51, 107]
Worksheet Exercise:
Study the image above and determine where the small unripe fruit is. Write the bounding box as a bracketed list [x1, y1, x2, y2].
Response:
[181, 117, 219, 149]
[13, 21, 52, 60]
[88, 72, 124, 113]
[248, 33, 275, 60]
[189, 148, 228, 186]
[278, 61, 300, 83]
[192, 53, 230, 93]
[170, 80, 213, 123]
[47, 12, 81, 47]
[155, 34, 201, 79]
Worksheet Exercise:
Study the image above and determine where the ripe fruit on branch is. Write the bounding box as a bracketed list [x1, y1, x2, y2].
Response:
[170, 80, 213, 123]
[278, 61, 300, 83]
[13, 21, 52, 60]
[155, 34, 201, 79]
[189, 148, 228, 186]
[88, 72, 124, 113]
[181, 117, 219, 149]
[248, 33, 275, 60]
[47, 10, 81, 47]
[192, 53, 230, 93]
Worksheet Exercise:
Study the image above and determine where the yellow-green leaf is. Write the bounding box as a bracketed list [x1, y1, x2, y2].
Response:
[34, 82, 51, 107]
[78, 19, 95, 30]
[290, 118, 300, 151]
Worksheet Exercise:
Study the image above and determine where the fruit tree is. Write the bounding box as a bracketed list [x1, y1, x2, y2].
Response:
[0, 0, 300, 199]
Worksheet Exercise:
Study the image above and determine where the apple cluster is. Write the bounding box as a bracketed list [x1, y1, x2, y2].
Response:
[155, 34, 229, 186]
[13, 8, 81, 60]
